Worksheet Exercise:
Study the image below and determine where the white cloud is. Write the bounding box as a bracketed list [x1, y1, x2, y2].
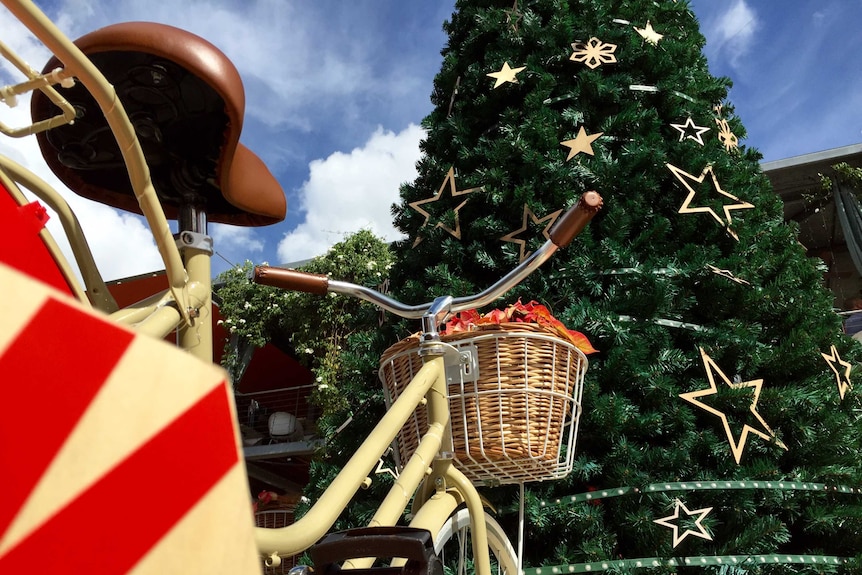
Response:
[34, 0, 386, 131]
[277, 124, 423, 263]
[210, 224, 264, 253]
[705, 0, 759, 68]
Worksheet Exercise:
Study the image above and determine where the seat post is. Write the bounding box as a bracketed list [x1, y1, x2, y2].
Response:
[177, 201, 213, 363]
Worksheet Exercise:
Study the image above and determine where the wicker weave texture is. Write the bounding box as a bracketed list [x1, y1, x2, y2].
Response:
[379, 323, 587, 485]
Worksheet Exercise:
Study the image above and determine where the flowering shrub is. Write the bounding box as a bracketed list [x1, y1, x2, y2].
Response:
[217, 229, 394, 416]
[442, 299, 597, 355]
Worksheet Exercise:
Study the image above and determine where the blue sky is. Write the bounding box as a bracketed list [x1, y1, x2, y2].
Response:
[1, 0, 861, 280]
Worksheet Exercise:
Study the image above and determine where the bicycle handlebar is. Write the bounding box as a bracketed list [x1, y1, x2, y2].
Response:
[254, 191, 602, 318]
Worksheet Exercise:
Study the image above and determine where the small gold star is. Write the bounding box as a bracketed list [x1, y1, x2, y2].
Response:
[409, 167, 484, 246]
[487, 62, 526, 89]
[561, 126, 603, 160]
[500, 204, 563, 262]
[667, 163, 753, 239]
[635, 21, 664, 45]
[822, 345, 852, 400]
[671, 117, 711, 146]
[680, 348, 787, 464]
[504, 0, 523, 32]
[654, 499, 713, 547]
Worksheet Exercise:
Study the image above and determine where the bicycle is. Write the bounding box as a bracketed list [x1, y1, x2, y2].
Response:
[0, 1, 601, 573]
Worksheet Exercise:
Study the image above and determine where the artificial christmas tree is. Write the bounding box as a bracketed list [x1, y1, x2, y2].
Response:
[390, 0, 862, 572]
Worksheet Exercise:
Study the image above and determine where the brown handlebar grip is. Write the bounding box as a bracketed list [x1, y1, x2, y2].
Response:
[253, 266, 329, 295]
[548, 191, 603, 248]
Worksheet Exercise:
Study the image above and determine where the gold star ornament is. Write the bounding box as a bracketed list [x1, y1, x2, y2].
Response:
[570, 37, 617, 69]
[487, 62, 526, 88]
[667, 163, 753, 240]
[409, 167, 484, 247]
[561, 126, 603, 160]
[671, 117, 711, 146]
[501, 204, 563, 262]
[654, 499, 714, 548]
[706, 264, 750, 286]
[635, 21, 664, 45]
[822, 345, 852, 400]
[504, 0, 523, 33]
[680, 348, 787, 464]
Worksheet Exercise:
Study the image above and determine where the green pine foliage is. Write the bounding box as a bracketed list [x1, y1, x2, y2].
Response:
[390, 0, 862, 572]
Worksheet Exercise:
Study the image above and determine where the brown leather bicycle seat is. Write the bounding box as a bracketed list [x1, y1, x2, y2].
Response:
[31, 22, 286, 227]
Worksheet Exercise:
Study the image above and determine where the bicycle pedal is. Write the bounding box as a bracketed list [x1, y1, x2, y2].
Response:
[310, 527, 442, 575]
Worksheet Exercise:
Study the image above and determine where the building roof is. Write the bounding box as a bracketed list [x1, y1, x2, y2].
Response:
[762, 143, 862, 251]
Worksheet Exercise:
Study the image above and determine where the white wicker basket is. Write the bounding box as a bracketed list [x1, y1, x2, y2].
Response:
[379, 323, 587, 485]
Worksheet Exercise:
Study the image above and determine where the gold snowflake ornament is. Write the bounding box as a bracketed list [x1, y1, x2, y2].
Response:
[570, 37, 618, 69]
[715, 117, 739, 152]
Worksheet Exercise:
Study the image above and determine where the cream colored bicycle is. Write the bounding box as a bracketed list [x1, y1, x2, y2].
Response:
[253, 189, 598, 572]
[0, 1, 600, 573]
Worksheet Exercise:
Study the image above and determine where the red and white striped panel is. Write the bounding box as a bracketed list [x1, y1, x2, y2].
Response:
[0, 262, 261, 574]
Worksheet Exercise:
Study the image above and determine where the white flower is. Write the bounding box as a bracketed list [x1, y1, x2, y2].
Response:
[304, 348, 314, 354]
[244, 301, 252, 309]
[366, 261, 377, 269]
[238, 318, 246, 324]
[217, 319, 224, 326]
[316, 376, 323, 382]
[318, 384, 329, 390]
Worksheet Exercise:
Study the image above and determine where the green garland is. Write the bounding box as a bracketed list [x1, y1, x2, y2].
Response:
[525, 554, 851, 574]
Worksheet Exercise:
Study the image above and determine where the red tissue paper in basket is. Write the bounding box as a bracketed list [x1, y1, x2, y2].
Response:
[441, 299, 598, 355]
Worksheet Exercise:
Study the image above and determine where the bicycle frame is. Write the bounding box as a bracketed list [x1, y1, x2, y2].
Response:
[0, 2, 494, 572]
[255, 351, 494, 575]
[1, 0, 213, 363]
[2, 3, 600, 573]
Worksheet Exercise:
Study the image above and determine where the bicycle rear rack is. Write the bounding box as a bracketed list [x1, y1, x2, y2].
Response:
[310, 527, 442, 575]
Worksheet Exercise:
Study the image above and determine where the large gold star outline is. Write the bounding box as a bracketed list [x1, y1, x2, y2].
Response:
[501, 204, 563, 262]
[653, 499, 714, 548]
[715, 117, 739, 152]
[821, 345, 852, 400]
[667, 163, 753, 240]
[409, 167, 484, 247]
[680, 348, 787, 464]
